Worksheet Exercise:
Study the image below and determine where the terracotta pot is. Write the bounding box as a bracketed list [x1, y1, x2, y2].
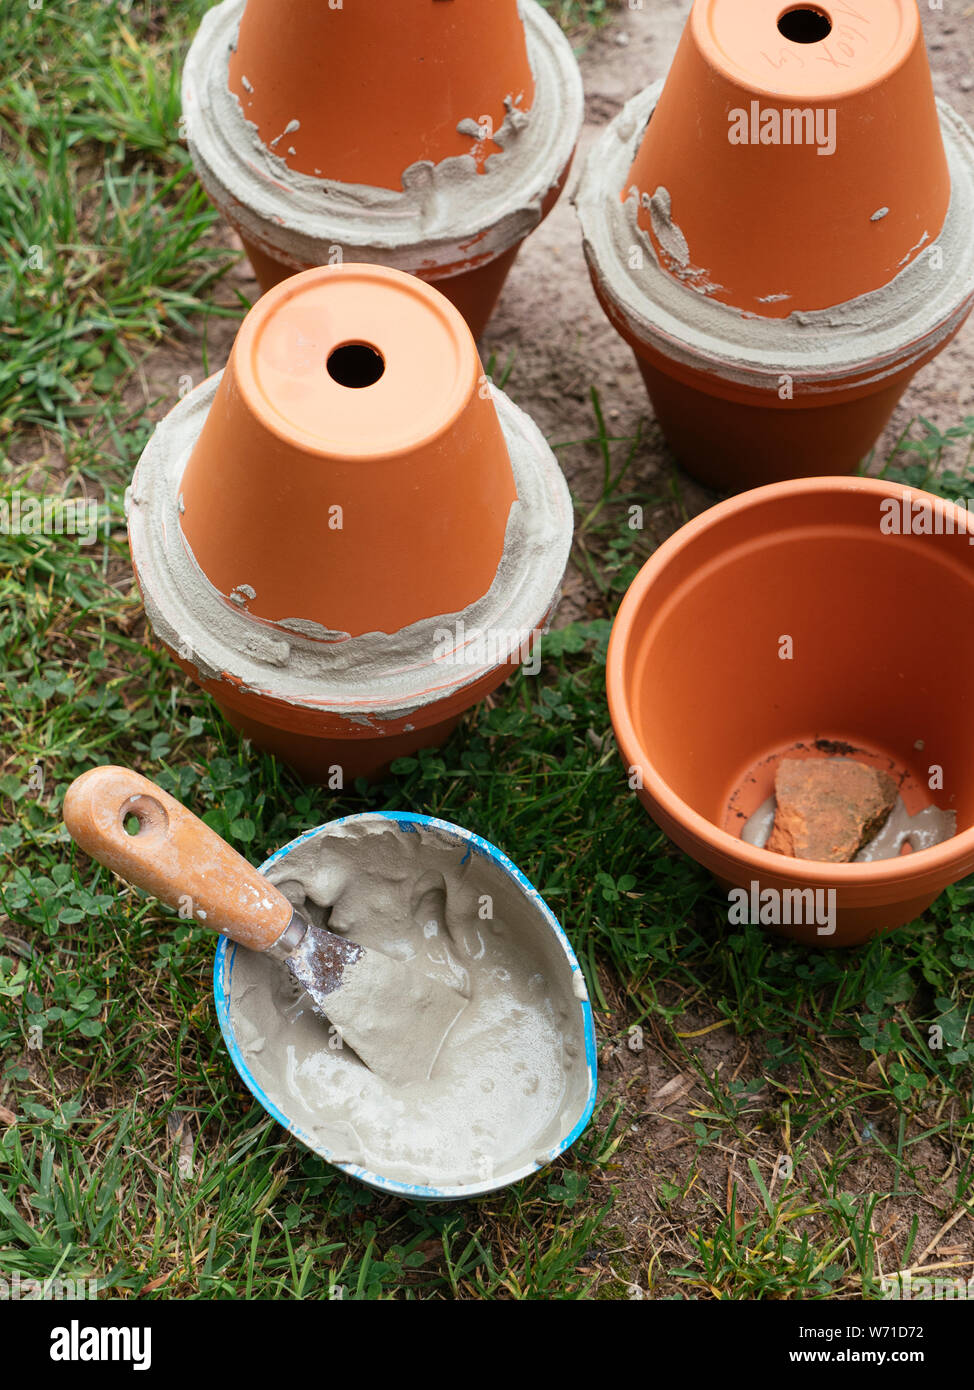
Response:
[183, 0, 583, 339]
[576, 0, 974, 491]
[607, 476, 974, 946]
[128, 264, 573, 783]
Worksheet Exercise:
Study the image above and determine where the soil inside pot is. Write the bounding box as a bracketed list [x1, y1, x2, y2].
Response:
[227, 818, 590, 1189]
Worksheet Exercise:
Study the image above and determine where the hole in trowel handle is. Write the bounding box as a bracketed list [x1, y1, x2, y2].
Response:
[119, 794, 168, 839]
[777, 6, 832, 43]
[326, 342, 385, 389]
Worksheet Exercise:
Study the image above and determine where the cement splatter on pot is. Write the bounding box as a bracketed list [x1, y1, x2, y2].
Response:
[215, 811, 598, 1199]
[183, 0, 584, 338]
[127, 264, 573, 783]
[576, 0, 974, 491]
[607, 476, 974, 946]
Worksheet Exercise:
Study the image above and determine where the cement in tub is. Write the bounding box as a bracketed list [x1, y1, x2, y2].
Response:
[214, 811, 598, 1200]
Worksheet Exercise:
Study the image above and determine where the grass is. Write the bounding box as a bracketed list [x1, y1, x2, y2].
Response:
[0, 0, 232, 430]
[2, 1, 974, 1301]
[539, 0, 621, 38]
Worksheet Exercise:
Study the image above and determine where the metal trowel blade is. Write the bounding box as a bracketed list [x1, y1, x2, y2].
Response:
[284, 921, 467, 1088]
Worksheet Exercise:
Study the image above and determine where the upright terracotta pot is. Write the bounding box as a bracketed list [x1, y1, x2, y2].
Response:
[183, 0, 584, 338]
[607, 477, 974, 946]
[576, 0, 974, 490]
[127, 264, 573, 783]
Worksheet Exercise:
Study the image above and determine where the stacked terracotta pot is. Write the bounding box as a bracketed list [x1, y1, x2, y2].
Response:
[127, 265, 573, 782]
[182, 0, 584, 338]
[576, 0, 974, 490]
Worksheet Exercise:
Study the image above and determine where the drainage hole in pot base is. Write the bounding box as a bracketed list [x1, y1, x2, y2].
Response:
[777, 6, 833, 44]
[326, 342, 385, 389]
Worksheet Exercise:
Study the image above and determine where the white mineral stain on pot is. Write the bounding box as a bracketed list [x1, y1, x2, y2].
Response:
[269, 118, 300, 151]
[642, 185, 723, 295]
[647, 186, 689, 268]
[899, 231, 930, 266]
[228, 819, 592, 1189]
[854, 800, 956, 861]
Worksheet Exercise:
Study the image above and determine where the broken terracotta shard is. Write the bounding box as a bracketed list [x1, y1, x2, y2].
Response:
[766, 759, 898, 864]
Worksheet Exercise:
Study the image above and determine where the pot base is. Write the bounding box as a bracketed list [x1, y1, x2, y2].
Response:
[635, 354, 915, 492]
[716, 734, 949, 940]
[220, 702, 467, 785]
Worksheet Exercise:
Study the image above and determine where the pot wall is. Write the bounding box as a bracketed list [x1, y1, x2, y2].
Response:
[633, 353, 917, 489]
[165, 644, 519, 784]
[220, 705, 467, 785]
[235, 155, 572, 337]
[237, 233, 525, 342]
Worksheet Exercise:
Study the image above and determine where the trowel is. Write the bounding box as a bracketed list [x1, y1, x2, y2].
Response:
[62, 767, 467, 1087]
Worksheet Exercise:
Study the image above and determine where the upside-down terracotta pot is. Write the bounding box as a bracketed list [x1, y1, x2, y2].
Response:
[607, 476, 974, 946]
[576, 0, 974, 490]
[183, 0, 584, 339]
[127, 264, 573, 783]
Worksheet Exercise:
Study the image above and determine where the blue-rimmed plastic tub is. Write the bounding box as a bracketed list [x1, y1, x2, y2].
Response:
[213, 811, 598, 1200]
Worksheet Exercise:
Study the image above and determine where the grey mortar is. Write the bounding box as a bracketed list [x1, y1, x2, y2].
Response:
[227, 816, 592, 1190]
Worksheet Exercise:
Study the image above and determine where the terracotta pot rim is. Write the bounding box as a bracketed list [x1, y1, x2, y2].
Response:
[607, 475, 974, 895]
[128, 374, 573, 724]
[575, 83, 974, 395]
[183, 0, 583, 276]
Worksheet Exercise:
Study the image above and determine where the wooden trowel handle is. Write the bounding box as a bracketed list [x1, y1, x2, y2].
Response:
[62, 766, 293, 952]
